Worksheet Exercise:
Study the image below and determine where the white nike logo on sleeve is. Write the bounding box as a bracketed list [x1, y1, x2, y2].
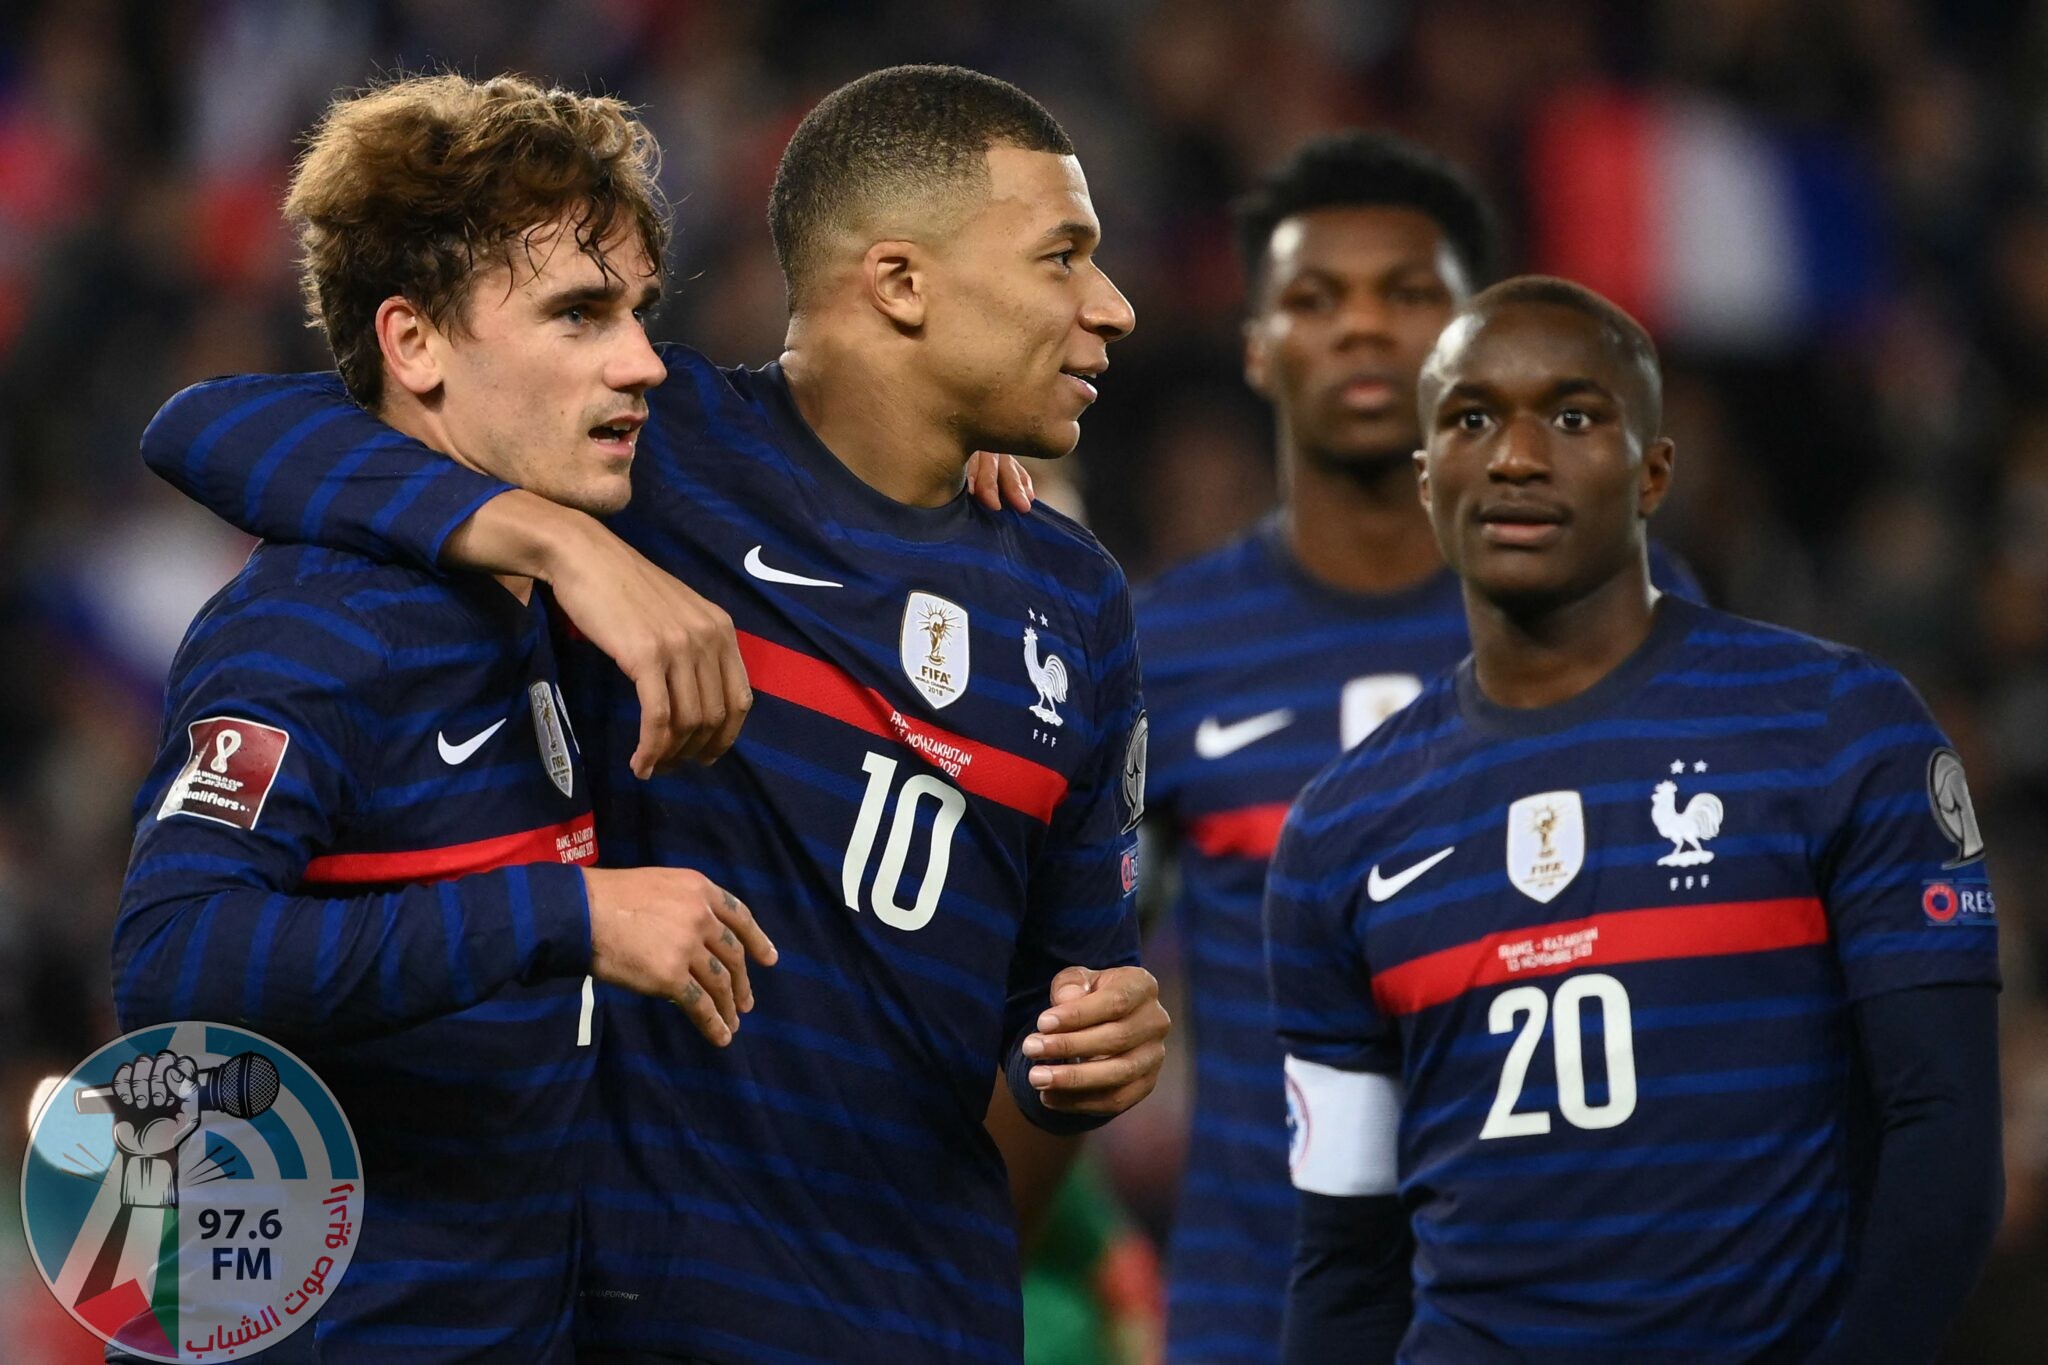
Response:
[1194, 709, 1295, 759]
[744, 545, 843, 589]
[1365, 846, 1457, 902]
[437, 718, 508, 766]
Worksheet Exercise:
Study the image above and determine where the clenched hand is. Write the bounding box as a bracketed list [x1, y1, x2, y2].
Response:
[1022, 965, 1170, 1116]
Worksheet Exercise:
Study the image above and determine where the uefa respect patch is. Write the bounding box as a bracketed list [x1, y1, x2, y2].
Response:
[1921, 879, 1997, 926]
[20, 1023, 361, 1360]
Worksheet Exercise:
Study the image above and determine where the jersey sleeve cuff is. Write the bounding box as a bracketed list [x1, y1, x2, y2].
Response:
[1004, 1037, 1111, 1136]
[521, 860, 594, 977]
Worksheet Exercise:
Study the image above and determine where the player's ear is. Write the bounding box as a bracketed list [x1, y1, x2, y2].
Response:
[376, 295, 444, 399]
[1414, 447, 1433, 511]
[864, 241, 926, 330]
[1243, 316, 1273, 400]
[1638, 436, 1675, 518]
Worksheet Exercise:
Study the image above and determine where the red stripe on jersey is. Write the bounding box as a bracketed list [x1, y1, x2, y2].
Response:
[1187, 803, 1291, 859]
[736, 630, 1068, 823]
[302, 812, 598, 884]
[1371, 896, 1828, 1017]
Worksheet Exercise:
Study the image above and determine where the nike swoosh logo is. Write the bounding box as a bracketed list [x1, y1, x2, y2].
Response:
[437, 718, 508, 765]
[1194, 709, 1295, 759]
[1366, 846, 1457, 902]
[744, 545, 843, 589]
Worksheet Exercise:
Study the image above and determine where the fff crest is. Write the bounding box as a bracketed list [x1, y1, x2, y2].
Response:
[1506, 789, 1584, 903]
[900, 591, 970, 710]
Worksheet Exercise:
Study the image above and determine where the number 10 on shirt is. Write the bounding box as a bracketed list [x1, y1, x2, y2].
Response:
[842, 752, 966, 931]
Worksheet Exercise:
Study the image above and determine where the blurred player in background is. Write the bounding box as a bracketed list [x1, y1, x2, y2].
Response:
[115, 77, 775, 1361]
[1268, 277, 2002, 1361]
[1137, 132, 1698, 1362]
[141, 65, 1169, 1364]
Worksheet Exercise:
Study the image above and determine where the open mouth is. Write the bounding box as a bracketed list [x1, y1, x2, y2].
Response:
[589, 418, 643, 453]
[1060, 365, 1104, 404]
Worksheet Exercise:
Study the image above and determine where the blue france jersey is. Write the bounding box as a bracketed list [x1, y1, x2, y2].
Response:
[113, 543, 600, 1362]
[1265, 595, 1999, 1362]
[1139, 520, 1697, 1364]
[141, 354, 1147, 1365]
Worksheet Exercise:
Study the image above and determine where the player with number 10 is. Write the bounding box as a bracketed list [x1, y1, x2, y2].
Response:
[140, 65, 1169, 1364]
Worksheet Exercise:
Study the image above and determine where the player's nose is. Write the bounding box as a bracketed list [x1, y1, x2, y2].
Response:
[1083, 267, 1136, 343]
[1489, 413, 1552, 481]
[611, 325, 668, 394]
[1334, 292, 1395, 348]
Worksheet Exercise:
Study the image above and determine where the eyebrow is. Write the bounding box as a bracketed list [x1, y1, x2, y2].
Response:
[536, 279, 664, 314]
[1541, 377, 1616, 405]
[1035, 219, 1100, 249]
[1440, 376, 1616, 405]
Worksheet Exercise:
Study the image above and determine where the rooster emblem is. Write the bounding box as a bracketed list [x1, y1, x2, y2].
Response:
[1023, 626, 1068, 726]
[1651, 780, 1723, 867]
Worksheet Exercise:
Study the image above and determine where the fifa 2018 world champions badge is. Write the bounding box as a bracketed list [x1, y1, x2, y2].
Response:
[20, 1024, 361, 1360]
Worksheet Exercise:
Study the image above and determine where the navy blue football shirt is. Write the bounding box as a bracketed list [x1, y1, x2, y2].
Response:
[114, 541, 601, 1362]
[140, 352, 1147, 1364]
[1140, 518, 1697, 1364]
[1266, 594, 1998, 1361]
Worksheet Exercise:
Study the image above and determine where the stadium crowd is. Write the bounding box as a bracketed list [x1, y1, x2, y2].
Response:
[2, 1, 2045, 1359]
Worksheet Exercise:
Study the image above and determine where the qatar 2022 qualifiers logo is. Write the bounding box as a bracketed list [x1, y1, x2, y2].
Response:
[20, 1022, 362, 1360]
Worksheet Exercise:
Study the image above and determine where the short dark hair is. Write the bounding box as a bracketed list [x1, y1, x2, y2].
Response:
[1233, 130, 1499, 299]
[1465, 275, 1663, 436]
[768, 64, 1074, 307]
[288, 73, 668, 407]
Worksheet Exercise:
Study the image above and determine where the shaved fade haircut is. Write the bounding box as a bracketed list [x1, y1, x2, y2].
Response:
[768, 64, 1074, 309]
[1426, 275, 1664, 441]
[1233, 130, 1500, 301]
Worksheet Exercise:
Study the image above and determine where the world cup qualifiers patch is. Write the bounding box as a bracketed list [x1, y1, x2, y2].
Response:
[157, 717, 290, 831]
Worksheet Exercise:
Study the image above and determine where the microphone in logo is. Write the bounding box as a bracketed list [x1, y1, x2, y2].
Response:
[210, 729, 243, 773]
[74, 1051, 281, 1120]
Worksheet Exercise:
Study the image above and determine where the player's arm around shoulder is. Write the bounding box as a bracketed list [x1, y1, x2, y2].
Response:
[141, 370, 753, 777]
[445, 491, 753, 775]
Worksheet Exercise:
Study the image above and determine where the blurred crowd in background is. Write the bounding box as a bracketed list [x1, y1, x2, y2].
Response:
[3, 1, 2046, 1358]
